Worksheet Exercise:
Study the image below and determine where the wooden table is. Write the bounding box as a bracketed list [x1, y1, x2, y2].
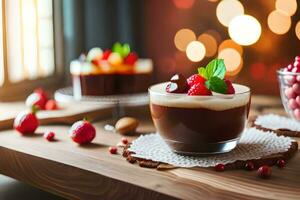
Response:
[0, 96, 299, 200]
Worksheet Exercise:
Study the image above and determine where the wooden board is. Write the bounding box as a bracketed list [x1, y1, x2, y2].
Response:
[0, 120, 299, 200]
[0, 102, 113, 131]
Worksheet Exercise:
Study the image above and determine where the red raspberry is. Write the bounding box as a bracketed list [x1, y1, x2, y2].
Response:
[14, 111, 39, 135]
[187, 74, 206, 87]
[215, 163, 225, 172]
[109, 146, 118, 154]
[124, 52, 138, 65]
[188, 83, 212, 96]
[44, 131, 55, 141]
[102, 50, 112, 60]
[69, 120, 96, 145]
[225, 79, 235, 94]
[257, 165, 272, 179]
[121, 137, 128, 145]
[45, 100, 58, 110]
[26, 92, 47, 110]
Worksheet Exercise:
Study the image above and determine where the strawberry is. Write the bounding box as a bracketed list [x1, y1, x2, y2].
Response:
[44, 131, 55, 141]
[14, 110, 39, 135]
[45, 100, 58, 110]
[188, 83, 212, 96]
[69, 120, 96, 145]
[102, 50, 112, 60]
[124, 52, 138, 65]
[225, 79, 235, 94]
[34, 88, 48, 101]
[25, 92, 47, 110]
[187, 74, 206, 87]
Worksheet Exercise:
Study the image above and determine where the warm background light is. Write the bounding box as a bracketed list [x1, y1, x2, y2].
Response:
[296, 21, 300, 40]
[228, 15, 261, 46]
[186, 41, 206, 62]
[173, 0, 195, 9]
[275, 0, 297, 16]
[218, 48, 242, 76]
[268, 10, 291, 35]
[197, 33, 218, 57]
[174, 29, 196, 51]
[218, 39, 243, 55]
[216, 0, 244, 27]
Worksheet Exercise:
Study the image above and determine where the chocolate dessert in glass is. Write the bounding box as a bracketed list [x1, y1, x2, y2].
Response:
[70, 43, 153, 99]
[149, 59, 251, 155]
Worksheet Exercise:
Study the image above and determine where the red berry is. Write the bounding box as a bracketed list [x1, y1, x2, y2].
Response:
[44, 131, 55, 141]
[109, 146, 118, 154]
[294, 61, 300, 68]
[14, 111, 39, 135]
[26, 92, 47, 110]
[45, 100, 58, 110]
[292, 66, 300, 73]
[215, 163, 225, 172]
[276, 159, 286, 168]
[34, 88, 48, 101]
[121, 137, 128, 145]
[286, 64, 293, 71]
[187, 74, 206, 87]
[124, 52, 138, 65]
[257, 165, 272, 179]
[295, 56, 300, 62]
[102, 50, 112, 60]
[91, 58, 101, 66]
[188, 83, 212, 96]
[225, 79, 235, 94]
[69, 120, 96, 145]
[245, 161, 255, 171]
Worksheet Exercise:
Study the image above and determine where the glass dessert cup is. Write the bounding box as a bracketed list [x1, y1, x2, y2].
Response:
[277, 70, 300, 121]
[149, 82, 251, 155]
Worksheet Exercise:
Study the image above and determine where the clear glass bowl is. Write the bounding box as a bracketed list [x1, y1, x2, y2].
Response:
[149, 82, 251, 155]
[277, 70, 300, 120]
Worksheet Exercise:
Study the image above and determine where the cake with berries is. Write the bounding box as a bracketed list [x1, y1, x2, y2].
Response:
[149, 58, 251, 154]
[71, 43, 153, 98]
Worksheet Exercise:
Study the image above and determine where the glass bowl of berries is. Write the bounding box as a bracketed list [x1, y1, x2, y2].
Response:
[277, 55, 300, 120]
[149, 59, 251, 155]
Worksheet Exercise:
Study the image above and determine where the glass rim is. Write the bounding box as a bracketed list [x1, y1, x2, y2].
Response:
[277, 69, 300, 76]
[148, 82, 251, 97]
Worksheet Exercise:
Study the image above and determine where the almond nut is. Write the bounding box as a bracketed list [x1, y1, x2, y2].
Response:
[115, 117, 139, 135]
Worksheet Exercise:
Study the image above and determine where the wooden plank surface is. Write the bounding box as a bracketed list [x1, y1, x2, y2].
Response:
[0, 96, 299, 200]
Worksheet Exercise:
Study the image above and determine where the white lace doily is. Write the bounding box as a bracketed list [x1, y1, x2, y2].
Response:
[255, 114, 300, 131]
[128, 128, 293, 168]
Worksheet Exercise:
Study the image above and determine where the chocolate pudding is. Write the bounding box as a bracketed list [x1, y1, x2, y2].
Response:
[149, 82, 251, 155]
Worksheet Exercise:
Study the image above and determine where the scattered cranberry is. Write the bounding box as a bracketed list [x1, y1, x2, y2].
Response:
[257, 165, 272, 179]
[102, 50, 112, 60]
[14, 110, 39, 135]
[225, 79, 235, 94]
[45, 100, 58, 110]
[277, 159, 286, 168]
[215, 163, 225, 172]
[44, 131, 55, 141]
[109, 146, 118, 154]
[25, 92, 47, 110]
[124, 52, 138, 65]
[69, 120, 96, 145]
[245, 161, 255, 171]
[121, 137, 128, 145]
[187, 74, 206, 87]
[188, 83, 212, 96]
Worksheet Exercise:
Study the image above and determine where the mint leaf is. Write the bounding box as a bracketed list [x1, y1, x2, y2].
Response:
[198, 67, 208, 79]
[205, 76, 227, 94]
[205, 59, 226, 79]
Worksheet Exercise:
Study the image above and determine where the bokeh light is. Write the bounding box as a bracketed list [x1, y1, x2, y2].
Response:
[218, 48, 242, 76]
[158, 57, 176, 74]
[228, 15, 261, 46]
[198, 33, 218, 57]
[174, 29, 196, 51]
[296, 21, 300, 40]
[250, 63, 266, 80]
[268, 10, 291, 35]
[218, 39, 243, 55]
[186, 41, 206, 62]
[216, 0, 244, 27]
[205, 30, 222, 44]
[173, 0, 195, 9]
[275, 0, 297, 16]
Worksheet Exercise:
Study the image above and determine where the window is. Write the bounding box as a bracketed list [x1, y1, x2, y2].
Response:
[0, 0, 64, 100]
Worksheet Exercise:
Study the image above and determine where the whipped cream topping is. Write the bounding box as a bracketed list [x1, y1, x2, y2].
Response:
[149, 82, 250, 111]
[70, 59, 153, 75]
